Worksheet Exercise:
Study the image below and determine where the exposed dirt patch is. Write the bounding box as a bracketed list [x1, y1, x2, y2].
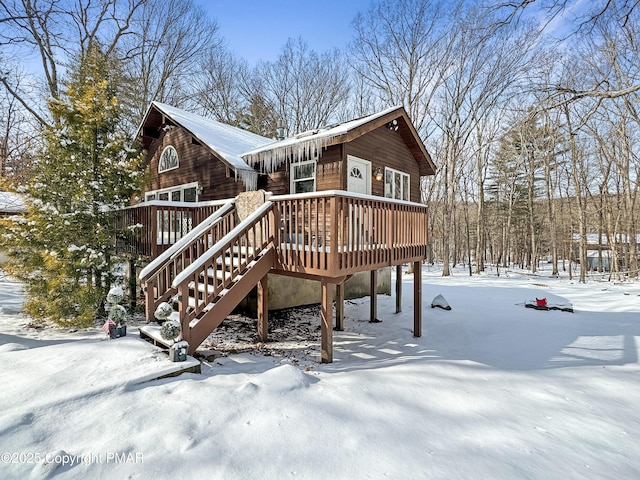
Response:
[197, 304, 323, 364]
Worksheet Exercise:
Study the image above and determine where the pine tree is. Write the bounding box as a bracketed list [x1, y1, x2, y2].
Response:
[0, 44, 144, 327]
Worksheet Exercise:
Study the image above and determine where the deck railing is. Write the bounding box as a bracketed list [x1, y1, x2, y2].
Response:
[172, 201, 276, 330]
[139, 203, 236, 322]
[271, 191, 429, 277]
[113, 199, 232, 257]
[115, 191, 428, 279]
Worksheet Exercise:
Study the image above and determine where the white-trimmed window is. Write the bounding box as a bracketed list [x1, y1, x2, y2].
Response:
[290, 160, 316, 194]
[158, 145, 179, 173]
[145, 182, 199, 203]
[384, 167, 410, 201]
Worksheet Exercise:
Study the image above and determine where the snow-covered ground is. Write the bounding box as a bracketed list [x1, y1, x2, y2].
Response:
[1, 265, 639, 479]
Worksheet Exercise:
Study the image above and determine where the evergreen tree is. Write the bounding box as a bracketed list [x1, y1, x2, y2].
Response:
[0, 44, 144, 327]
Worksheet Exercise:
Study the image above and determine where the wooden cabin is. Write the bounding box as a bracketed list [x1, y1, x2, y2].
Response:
[115, 102, 436, 362]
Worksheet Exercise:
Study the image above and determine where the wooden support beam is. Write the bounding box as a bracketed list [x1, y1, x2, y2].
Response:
[335, 281, 345, 331]
[395, 264, 402, 313]
[321, 279, 333, 363]
[370, 269, 378, 323]
[128, 259, 138, 312]
[145, 279, 156, 323]
[413, 261, 422, 337]
[177, 285, 191, 347]
[257, 274, 268, 342]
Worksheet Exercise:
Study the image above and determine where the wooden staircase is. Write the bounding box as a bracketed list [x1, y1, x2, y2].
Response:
[140, 201, 277, 355]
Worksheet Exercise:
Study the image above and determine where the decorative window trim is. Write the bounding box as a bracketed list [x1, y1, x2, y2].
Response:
[384, 167, 410, 201]
[145, 182, 200, 203]
[158, 145, 179, 173]
[290, 159, 316, 194]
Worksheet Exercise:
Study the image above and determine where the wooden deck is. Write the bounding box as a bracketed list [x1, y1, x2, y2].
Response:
[116, 191, 429, 363]
[112, 199, 232, 257]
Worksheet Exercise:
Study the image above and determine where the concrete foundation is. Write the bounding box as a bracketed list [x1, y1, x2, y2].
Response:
[236, 267, 391, 315]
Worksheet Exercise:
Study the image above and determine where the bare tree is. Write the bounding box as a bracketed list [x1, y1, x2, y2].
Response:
[119, 0, 221, 126]
[256, 38, 351, 134]
[565, 105, 591, 283]
[0, 65, 40, 182]
[494, 0, 639, 31]
[0, 0, 145, 119]
[350, 0, 451, 136]
[188, 47, 248, 126]
[493, 0, 640, 102]
[0, 0, 216, 129]
[436, 6, 541, 275]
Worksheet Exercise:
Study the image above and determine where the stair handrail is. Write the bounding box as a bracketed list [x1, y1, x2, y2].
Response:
[173, 201, 277, 353]
[172, 201, 275, 290]
[139, 200, 235, 283]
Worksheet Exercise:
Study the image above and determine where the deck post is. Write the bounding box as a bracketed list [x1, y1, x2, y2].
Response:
[370, 269, 378, 322]
[413, 261, 422, 337]
[257, 274, 268, 342]
[177, 283, 192, 351]
[145, 278, 156, 323]
[328, 196, 339, 277]
[335, 281, 345, 331]
[395, 264, 402, 313]
[150, 204, 158, 259]
[128, 259, 138, 311]
[321, 278, 333, 363]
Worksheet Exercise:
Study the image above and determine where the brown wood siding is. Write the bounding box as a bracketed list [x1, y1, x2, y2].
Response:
[144, 127, 246, 201]
[143, 124, 422, 202]
[263, 169, 289, 195]
[346, 125, 421, 203]
[263, 128, 421, 202]
[316, 145, 343, 191]
[262, 144, 343, 195]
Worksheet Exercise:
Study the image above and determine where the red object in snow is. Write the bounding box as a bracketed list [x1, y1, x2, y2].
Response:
[536, 298, 547, 307]
[101, 320, 116, 334]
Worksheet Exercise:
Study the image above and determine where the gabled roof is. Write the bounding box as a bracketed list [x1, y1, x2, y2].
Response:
[242, 106, 436, 176]
[137, 102, 273, 189]
[137, 103, 436, 189]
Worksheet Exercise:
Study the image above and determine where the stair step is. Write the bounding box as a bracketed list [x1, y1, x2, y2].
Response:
[184, 255, 266, 330]
[139, 324, 175, 349]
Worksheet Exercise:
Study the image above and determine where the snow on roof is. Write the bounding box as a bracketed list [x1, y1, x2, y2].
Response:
[150, 102, 273, 189]
[242, 105, 404, 173]
[0, 191, 25, 213]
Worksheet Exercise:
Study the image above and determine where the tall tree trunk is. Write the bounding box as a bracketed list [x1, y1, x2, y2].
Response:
[544, 154, 558, 275]
[564, 105, 588, 283]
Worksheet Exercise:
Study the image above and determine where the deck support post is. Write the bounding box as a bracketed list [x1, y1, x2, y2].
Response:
[395, 264, 402, 313]
[257, 274, 268, 342]
[335, 281, 345, 331]
[413, 261, 422, 337]
[370, 269, 378, 322]
[128, 259, 138, 311]
[321, 278, 333, 363]
[145, 279, 156, 323]
[177, 284, 192, 350]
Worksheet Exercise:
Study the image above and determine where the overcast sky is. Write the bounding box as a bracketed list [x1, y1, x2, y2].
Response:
[196, 0, 372, 64]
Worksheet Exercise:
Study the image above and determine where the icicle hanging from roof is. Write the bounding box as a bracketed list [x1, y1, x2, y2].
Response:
[243, 134, 339, 174]
[236, 169, 258, 191]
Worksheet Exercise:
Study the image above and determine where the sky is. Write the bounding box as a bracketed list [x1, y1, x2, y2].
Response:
[195, 0, 373, 64]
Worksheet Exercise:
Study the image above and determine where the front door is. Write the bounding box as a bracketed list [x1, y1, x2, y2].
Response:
[346, 156, 372, 247]
[347, 156, 371, 195]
